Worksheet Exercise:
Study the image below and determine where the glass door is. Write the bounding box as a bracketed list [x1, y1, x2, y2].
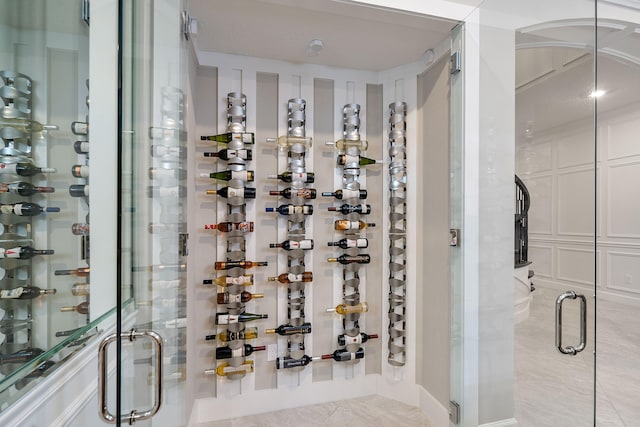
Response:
[98, 1, 189, 425]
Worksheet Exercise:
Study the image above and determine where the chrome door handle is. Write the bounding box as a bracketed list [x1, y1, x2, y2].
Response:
[555, 291, 587, 355]
[98, 329, 164, 424]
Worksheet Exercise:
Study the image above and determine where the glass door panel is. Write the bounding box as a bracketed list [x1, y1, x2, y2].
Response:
[117, 0, 188, 425]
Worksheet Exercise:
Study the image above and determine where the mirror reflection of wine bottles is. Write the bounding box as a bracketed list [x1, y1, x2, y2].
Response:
[60, 301, 89, 314]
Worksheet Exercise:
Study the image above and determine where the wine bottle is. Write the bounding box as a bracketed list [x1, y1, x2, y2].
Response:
[0, 182, 54, 196]
[55, 327, 82, 338]
[327, 238, 368, 249]
[55, 267, 90, 277]
[0, 202, 60, 216]
[215, 344, 266, 359]
[268, 187, 316, 199]
[0, 117, 58, 133]
[328, 204, 371, 215]
[276, 355, 319, 369]
[147, 186, 186, 198]
[204, 360, 254, 376]
[267, 272, 312, 284]
[0, 286, 56, 300]
[265, 322, 312, 336]
[0, 246, 54, 259]
[214, 261, 268, 271]
[71, 121, 89, 135]
[267, 172, 314, 183]
[204, 148, 252, 160]
[72, 223, 90, 236]
[321, 189, 367, 200]
[321, 348, 364, 362]
[337, 154, 381, 166]
[71, 283, 90, 296]
[74, 141, 89, 154]
[217, 291, 264, 304]
[215, 312, 268, 325]
[326, 302, 369, 315]
[325, 138, 368, 151]
[200, 170, 254, 182]
[69, 184, 89, 198]
[200, 132, 255, 144]
[0, 347, 44, 365]
[206, 186, 256, 199]
[203, 275, 253, 287]
[265, 135, 312, 149]
[15, 360, 56, 390]
[71, 165, 89, 178]
[149, 168, 187, 180]
[205, 327, 258, 342]
[0, 162, 56, 177]
[338, 332, 379, 346]
[204, 221, 253, 232]
[150, 145, 187, 157]
[60, 301, 89, 314]
[334, 220, 375, 231]
[269, 239, 314, 250]
[265, 204, 313, 215]
[327, 254, 371, 265]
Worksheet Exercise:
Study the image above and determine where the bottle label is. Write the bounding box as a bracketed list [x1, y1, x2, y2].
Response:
[0, 204, 18, 215]
[340, 221, 359, 230]
[216, 314, 239, 325]
[231, 170, 248, 181]
[297, 189, 314, 198]
[341, 188, 358, 199]
[344, 239, 367, 248]
[344, 154, 359, 165]
[226, 187, 244, 198]
[0, 287, 23, 299]
[228, 294, 242, 303]
[343, 335, 363, 345]
[287, 273, 303, 282]
[231, 347, 244, 358]
[226, 149, 249, 160]
[0, 164, 18, 175]
[0, 247, 20, 259]
[359, 204, 368, 213]
[226, 276, 249, 285]
[289, 240, 312, 250]
[290, 172, 307, 182]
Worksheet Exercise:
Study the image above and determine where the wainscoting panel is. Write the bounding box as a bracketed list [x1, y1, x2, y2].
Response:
[528, 244, 553, 278]
[556, 129, 594, 169]
[527, 175, 553, 235]
[607, 161, 640, 238]
[607, 251, 640, 294]
[557, 247, 596, 286]
[557, 169, 594, 237]
[607, 114, 640, 160]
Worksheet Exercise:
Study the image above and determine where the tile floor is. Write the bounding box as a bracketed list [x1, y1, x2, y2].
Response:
[195, 395, 435, 427]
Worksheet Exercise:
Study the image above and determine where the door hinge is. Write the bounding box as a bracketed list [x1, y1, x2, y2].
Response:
[81, 0, 90, 26]
[449, 400, 460, 424]
[450, 51, 461, 75]
[450, 229, 460, 247]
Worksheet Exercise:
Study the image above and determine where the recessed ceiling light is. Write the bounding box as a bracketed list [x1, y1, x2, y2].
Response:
[589, 89, 606, 98]
[306, 39, 324, 57]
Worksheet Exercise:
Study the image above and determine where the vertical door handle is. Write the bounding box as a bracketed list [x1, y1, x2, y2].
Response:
[555, 291, 587, 355]
[98, 329, 164, 424]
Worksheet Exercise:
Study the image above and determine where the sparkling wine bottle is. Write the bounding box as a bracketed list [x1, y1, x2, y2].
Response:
[267, 272, 313, 284]
[0, 246, 54, 259]
[337, 154, 381, 166]
[0, 347, 44, 365]
[215, 344, 266, 359]
[217, 291, 264, 304]
[214, 260, 267, 271]
[334, 220, 375, 231]
[60, 301, 89, 314]
[269, 239, 314, 250]
[265, 322, 312, 336]
[200, 132, 255, 144]
[328, 204, 371, 215]
[0, 182, 54, 196]
[269, 187, 316, 199]
[200, 170, 254, 182]
[0, 286, 56, 300]
[321, 347, 364, 362]
[204, 360, 254, 376]
[204, 221, 254, 232]
[205, 327, 258, 342]
[326, 302, 369, 315]
[327, 238, 368, 249]
[267, 171, 314, 183]
[265, 204, 313, 215]
[321, 189, 367, 200]
[215, 312, 268, 325]
[338, 332, 378, 346]
[0, 162, 56, 177]
[0, 202, 60, 216]
[55, 267, 90, 277]
[71, 165, 89, 178]
[206, 186, 256, 198]
[276, 355, 320, 369]
[203, 275, 253, 287]
[204, 148, 252, 160]
[327, 254, 371, 265]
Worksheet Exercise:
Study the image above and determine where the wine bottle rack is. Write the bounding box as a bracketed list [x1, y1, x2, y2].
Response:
[387, 101, 407, 366]
[268, 98, 314, 369]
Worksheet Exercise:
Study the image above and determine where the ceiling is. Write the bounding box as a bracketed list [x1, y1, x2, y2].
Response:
[188, 0, 459, 71]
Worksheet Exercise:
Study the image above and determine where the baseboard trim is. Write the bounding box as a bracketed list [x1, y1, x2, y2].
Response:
[417, 385, 450, 427]
[480, 417, 518, 427]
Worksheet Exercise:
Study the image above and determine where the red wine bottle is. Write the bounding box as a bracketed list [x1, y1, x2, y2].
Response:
[321, 189, 367, 200]
[269, 239, 313, 250]
[327, 238, 368, 249]
[215, 344, 266, 359]
[204, 148, 252, 160]
[0, 182, 54, 196]
[0, 246, 54, 259]
[0, 202, 60, 216]
[269, 187, 316, 199]
[328, 204, 371, 215]
[215, 312, 268, 325]
[265, 322, 312, 336]
[338, 332, 378, 346]
[204, 221, 253, 232]
[276, 355, 319, 369]
[0, 162, 56, 177]
[327, 254, 371, 265]
[267, 172, 314, 183]
[206, 186, 256, 199]
[321, 348, 364, 362]
[265, 204, 313, 215]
